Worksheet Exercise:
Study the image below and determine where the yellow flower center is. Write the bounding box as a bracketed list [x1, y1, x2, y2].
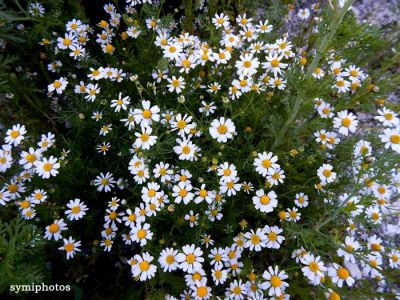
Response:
[139, 261, 150, 271]
[137, 229, 147, 239]
[323, 169, 332, 177]
[142, 109, 152, 119]
[251, 234, 260, 244]
[337, 267, 349, 279]
[309, 262, 319, 272]
[186, 254, 195, 264]
[71, 206, 81, 214]
[268, 232, 277, 241]
[43, 162, 53, 172]
[371, 243, 381, 251]
[243, 60, 252, 68]
[49, 223, 59, 233]
[260, 195, 270, 205]
[390, 134, 400, 144]
[182, 146, 191, 154]
[166, 255, 175, 264]
[197, 287, 208, 298]
[217, 125, 228, 134]
[270, 276, 282, 287]
[8, 184, 18, 193]
[10, 130, 20, 138]
[25, 153, 36, 162]
[271, 59, 279, 68]
[64, 243, 74, 252]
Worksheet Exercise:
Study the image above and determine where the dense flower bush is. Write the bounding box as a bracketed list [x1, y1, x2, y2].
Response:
[1, 0, 400, 299]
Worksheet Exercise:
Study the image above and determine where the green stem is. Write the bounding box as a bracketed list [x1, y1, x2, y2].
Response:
[271, 0, 354, 150]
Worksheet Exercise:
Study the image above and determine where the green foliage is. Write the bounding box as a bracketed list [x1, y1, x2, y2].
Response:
[0, 216, 46, 294]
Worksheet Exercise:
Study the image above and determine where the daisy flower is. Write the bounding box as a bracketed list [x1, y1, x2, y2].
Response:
[173, 138, 199, 161]
[244, 228, 267, 252]
[171, 113, 195, 137]
[375, 107, 399, 127]
[19, 147, 42, 169]
[38, 132, 56, 150]
[266, 167, 285, 186]
[269, 76, 286, 90]
[167, 76, 185, 93]
[227, 279, 246, 299]
[0, 188, 11, 206]
[209, 247, 227, 269]
[254, 152, 279, 177]
[65, 199, 88, 221]
[217, 162, 238, 181]
[298, 8, 310, 19]
[286, 207, 301, 222]
[379, 127, 400, 153]
[94, 172, 116, 192]
[134, 126, 157, 150]
[44, 219, 68, 241]
[84, 83, 100, 102]
[163, 42, 183, 60]
[261, 265, 289, 297]
[48, 77, 68, 94]
[29, 2, 45, 16]
[388, 249, 400, 268]
[110, 93, 130, 112]
[100, 238, 113, 252]
[252, 189, 278, 213]
[176, 244, 204, 274]
[328, 263, 355, 287]
[122, 208, 138, 227]
[256, 20, 272, 33]
[158, 247, 179, 272]
[209, 117, 236, 143]
[172, 181, 194, 204]
[367, 235, 385, 252]
[212, 266, 228, 285]
[0, 150, 12, 172]
[337, 236, 360, 263]
[185, 210, 199, 227]
[236, 13, 252, 27]
[34, 156, 60, 179]
[263, 53, 287, 76]
[366, 206, 382, 224]
[212, 13, 230, 28]
[131, 223, 153, 246]
[5, 124, 27, 146]
[92, 111, 103, 122]
[141, 182, 161, 203]
[213, 50, 231, 65]
[99, 124, 112, 136]
[333, 77, 350, 93]
[194, 184, 215, 204]
[153, 162, 173, 183]
[133, 100, 160, 127]
[333, 110, 358, 136]
[301, 254, 326, 285]
[235, 53, 259, 76]
[264, 225, 285, 249]
[58, 236, 81, 260]
[294, 193, 309, 208]
[317, 164, 336, 183]
[131, 252, 157, 281]
[317, 102, 334, 118]
[97, 142, 111, 155]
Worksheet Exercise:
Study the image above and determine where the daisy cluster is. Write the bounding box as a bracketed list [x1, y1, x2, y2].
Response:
[0, 125, 86, 259]
[2, 0, 399, 299]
